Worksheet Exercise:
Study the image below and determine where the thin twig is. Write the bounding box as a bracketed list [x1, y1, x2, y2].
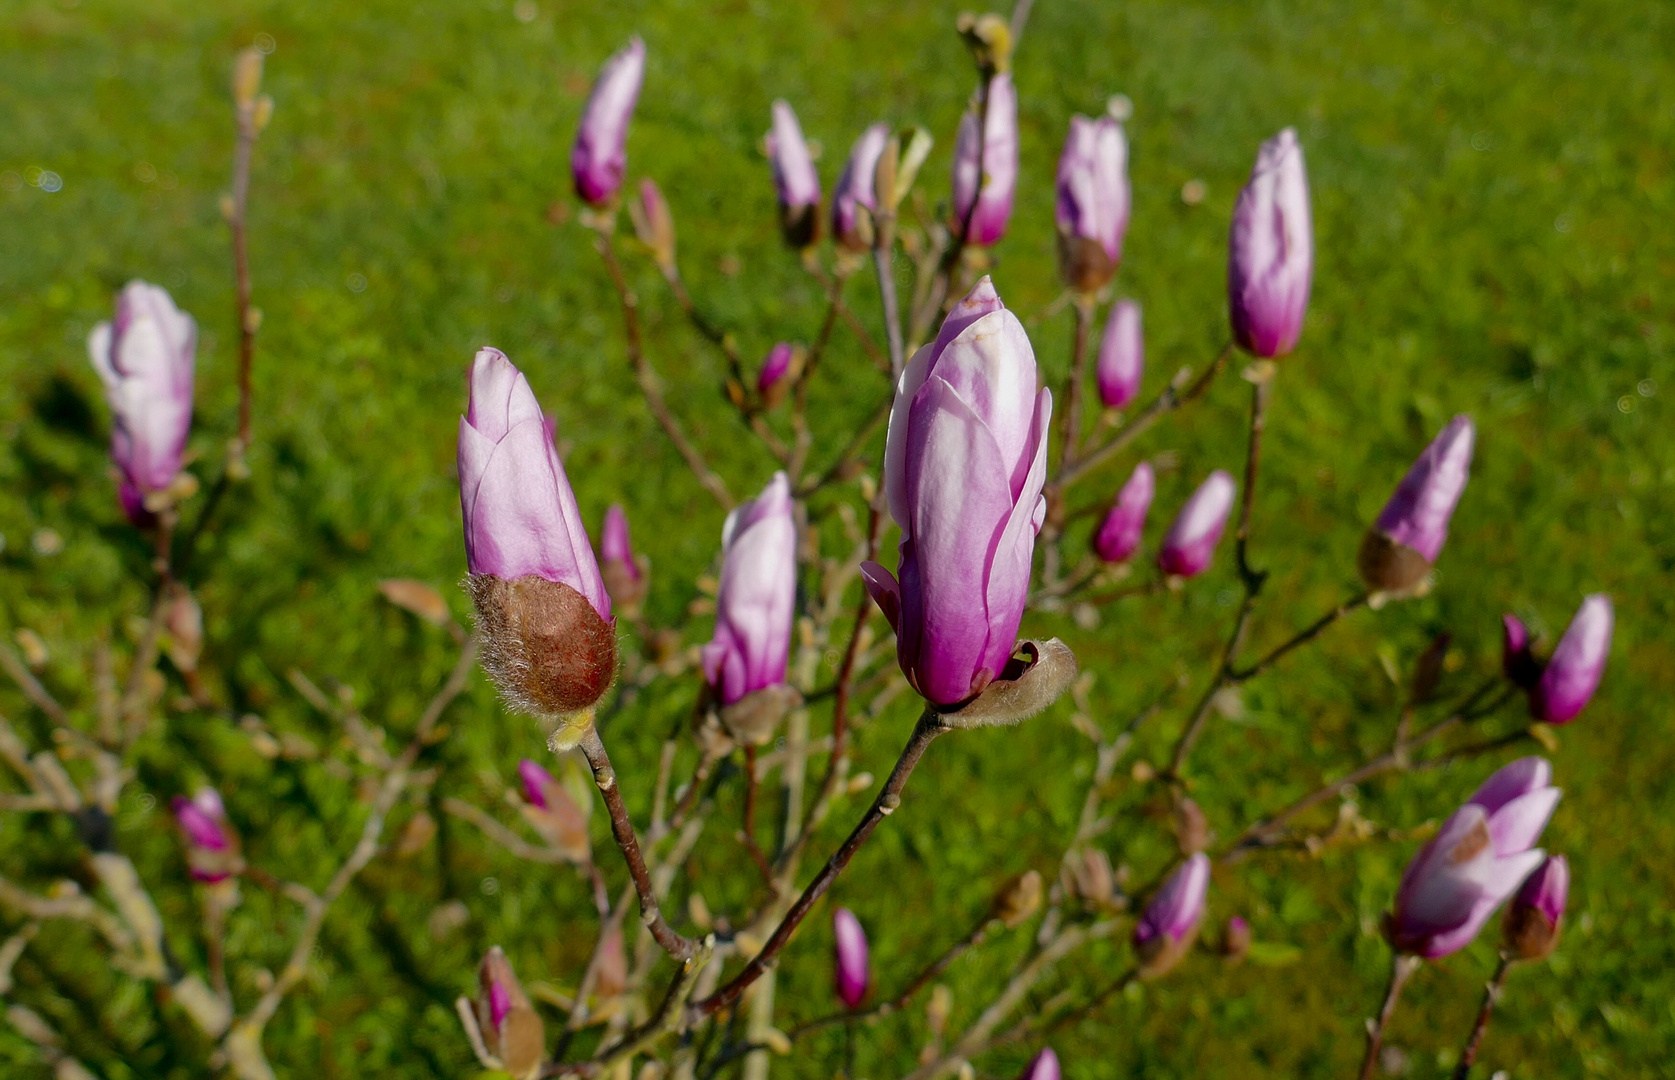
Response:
[594, 227, 734, 509]
[1057, 295, 1097, 467]
[1452, 953, 1513, 1079]
[688, 709, 950, 1022]
[1360, 954, 1420, 1080]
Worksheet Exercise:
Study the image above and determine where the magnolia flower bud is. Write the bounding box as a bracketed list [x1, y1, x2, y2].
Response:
[833, 123, 890, 251]
[1093, 462, 1154, 565]
[1502, 854, 1567, 961]
[571, 38, 645, 206]
[1222, 915, 1252, 962]
[596, 922, 628, 999]
[992, 869, 1043, 927]
[1175, 797, 1210, 855]
[1134, 853, 1210, 978]
[950, 74, 1018, 246]
[516, 758, 592, 863]
[1357, 415, 1474, 595]
[475, 947, 545, 1080]
[1386, 757, 1558, 958]
[598, 504, 647, 614]
[1530, 595, 1612, 724]
[757, 342, 801, 407]
[862, 278, 1052, 706]
[833, 906, 869, 1010]
[459, 349, 616, 727]
[1228, 128, 1312, 358]
[88, 281, 197, 525]
[1502, 615, 1540, 688]
[173, 788, 240, 883]
[1157, 471, 1236, 579]
[1095, 299, 1143, 411]
[628, 177, 676, 271]
[1018, 1047, 1060, 1080]
[1054, 115, 1130, 293]
[767, 100, 821, 248]
[702, 473, 797, 727]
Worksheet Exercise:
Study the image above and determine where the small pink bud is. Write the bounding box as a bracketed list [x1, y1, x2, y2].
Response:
[1095, 300, 1143, 410]
[1133, 853, 1210, 977]
[598, 503, 647, 613]
[172, 788, 238, 883]
[950, 74, 1017, 246]
[1019, 1047, 1060, 1080]
[1223, 915, 1252, 961]
[1502, 854, 1567, 960]
[571, 39, 645, 206]
[767, 100, 821, 247]
[1157, 471, 1236, 578]
[1228, 128, 1312, 358]
[1093, 462, 1153, 564]
[756, 342, 799, 406]
[833, 906, 869, 1010]
[475, 947, 545, 1080]
[1358, 415, 1474, 593]
[1530, 595, 1612, 724]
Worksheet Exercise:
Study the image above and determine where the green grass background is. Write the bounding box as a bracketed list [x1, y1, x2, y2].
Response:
[1, 0, 1671, 1076]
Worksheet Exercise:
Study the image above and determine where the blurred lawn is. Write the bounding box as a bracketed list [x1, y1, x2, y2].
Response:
[1, 0, 1672, 1076]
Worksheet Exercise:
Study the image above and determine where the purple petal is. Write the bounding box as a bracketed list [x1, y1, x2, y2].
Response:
[519, 759, 555, 810]
[1533, 594, 1612, 724]
[571, 38, 645, 205]
[1136, 853, 1210, 945]
[706, 473, 797, 705]
[1020, 1048, 1061, 1080]
[1484, 787, 1560, 857]
[832, 907, 869, 1009]
[768, 99, 821, 209]
[1158, 471, 1236, 578]
[832, 122, 889, 246]
[1468, 757, 1552, 815]
[1514, 854, 1568, 926]
[951, 74, 1018, 245]
[1373, 415, 1475, 564]
[1096, 299, 1143, 410]
[1095, 462, 1154, 564]
[1228, 128, 1312, 358]
[1055, 115, 1130, 263]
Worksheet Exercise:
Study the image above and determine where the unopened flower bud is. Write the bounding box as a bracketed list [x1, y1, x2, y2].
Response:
[571, 39, 645, 206]
[516, 758, 592, 862]
[1228, 128, 1312, 358]
[1054, 116, 1129, 294]
[1358, 415, 1474, 595]
[1175, 797, 1209, 855]
[1133, 853, 1209, 978]
[991, 869, 1043, 927]
[598, 503, 648, 615]
[1501, 614, 1540, 689]
[460, 349, 617, 728]
[703, 474, 797, 717]
[1093, 462, 1153, 565]
[232, 48, 263, 109]
[955, 12, 1014, 74]
[756, 342, 801, 407]
[1096, 300, 1143, 411]
[832, 124, 889, 252]
[767, 100, 821, 248]
[173, 788, 240, 883]
[1157, 471, 1236, 579]
[1222, 915, 1252, 962]
[1502, 854, 1567, 961]
[1530, 595, 1612, 724]
[1017, 1047, 1059, 1080]
[950, 75, 1017, 246]
[628, 178, 676, 271]
[475, 947, 545, 1080]
[833, 906, 869, 1010]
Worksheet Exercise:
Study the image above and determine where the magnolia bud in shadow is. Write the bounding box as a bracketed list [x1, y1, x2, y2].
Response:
[474, 946, 545, 1080]
[598, 504, 648, 616]
[991, 869, 1043, 928]
[467, 574, 618, 725]
[1133, 853, 1209, 979]
[1502, 854, 1567, 961]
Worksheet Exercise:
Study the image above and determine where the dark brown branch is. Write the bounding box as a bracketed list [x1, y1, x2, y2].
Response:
[1360, 954, 1420, 1080]
[1452, 953, 1513, 1079]
[577, 726, 702, 963]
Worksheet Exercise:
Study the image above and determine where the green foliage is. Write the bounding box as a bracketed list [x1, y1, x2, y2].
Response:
[0, 0, 1671, 1077]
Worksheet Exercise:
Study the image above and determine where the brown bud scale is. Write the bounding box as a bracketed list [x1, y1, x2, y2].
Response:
[467, 574, 617, 717]
[1356, 529, 1432, 594]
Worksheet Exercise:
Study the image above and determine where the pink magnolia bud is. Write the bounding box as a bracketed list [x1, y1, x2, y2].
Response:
[1358, 415, 1474, 593]
[832, 906, 869, 1009]
[1223, 915, 1252, 961]
[1503, 854, 1567, 960]
[1019, 1047, 1060, 1080]
[598, 503, 646, 614]
[1502, 613, 1540, 688]
[1228, 127, 1312, 358]
[862, 278, 1052, 707]
[88, 281, 197, 525]
[475, 947, 545, 1080]
[571, 38, 645, 206]
[767, 100, 821, 247]
[459, 348, 616, 718]
[517, 758, 591, 861]
[172, 788, 238, 883]
[756, 341, 798, 405]
[1157, 470, 1236, 578]
[950, 73, 1018, 246]
[1387, 757, 1558, 958]
[1134, 852, 1210, 977]
[832, 122, 889, 251]
[702, 473, 797, 707]
[1054, 115, 1130, 292]
[1095, 299, 1143, 410]
[1530, 595, 1612, 724]
[1093, 462, 1154, 565]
